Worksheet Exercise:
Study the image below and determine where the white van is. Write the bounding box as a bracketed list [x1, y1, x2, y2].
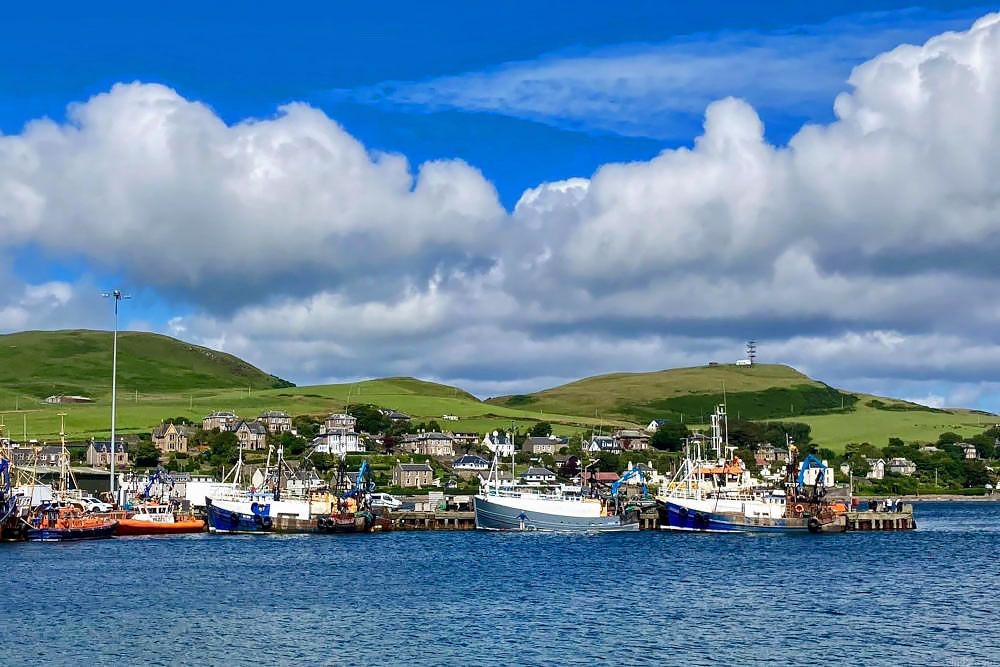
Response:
[369, 493, 402, 510]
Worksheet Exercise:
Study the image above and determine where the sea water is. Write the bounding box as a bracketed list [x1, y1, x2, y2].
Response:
[2, 501, 997, 666]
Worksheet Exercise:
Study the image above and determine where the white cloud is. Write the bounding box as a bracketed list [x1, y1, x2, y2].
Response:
[0, 83, 504, 304]
[346, 9, 979, 139]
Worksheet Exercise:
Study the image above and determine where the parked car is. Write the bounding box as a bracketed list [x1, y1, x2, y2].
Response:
[369, 493, 402, 510]
[80, 496, 113, 513]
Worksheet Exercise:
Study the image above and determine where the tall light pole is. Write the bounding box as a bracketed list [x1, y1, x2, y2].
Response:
[102, 289, 130, 499]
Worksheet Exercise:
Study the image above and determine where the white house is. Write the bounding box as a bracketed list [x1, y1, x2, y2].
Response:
[483, 431, 514, 457]
[313, 429, 364, 457]
[958, 443, 978, 460]
[887, 457, 917, 476]
[867, 458, 886, 480]
[452, 454, 490, 471]
[645, 419, 670, 433]
[587, 435, 620, 454]
[799, 460, 835, 487]
[521, 467, 557, 485]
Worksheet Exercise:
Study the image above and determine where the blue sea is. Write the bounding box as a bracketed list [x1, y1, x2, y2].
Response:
[2, 501, 997, 666]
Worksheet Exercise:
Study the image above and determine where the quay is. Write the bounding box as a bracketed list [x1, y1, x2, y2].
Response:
[844, 508, 916, 531]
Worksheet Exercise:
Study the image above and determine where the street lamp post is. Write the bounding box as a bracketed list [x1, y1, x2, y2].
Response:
[102, 290, 130, 500]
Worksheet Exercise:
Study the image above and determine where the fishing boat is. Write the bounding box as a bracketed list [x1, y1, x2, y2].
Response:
[474, 452, 639, 532]
[115, 504, 205, 536]
[656, 405, 846, 534]
[25, 504, 118, 541]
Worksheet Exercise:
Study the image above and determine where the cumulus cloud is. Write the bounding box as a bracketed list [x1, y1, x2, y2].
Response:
[6, 15, 1000, 409]
[0, 83, 504, 308]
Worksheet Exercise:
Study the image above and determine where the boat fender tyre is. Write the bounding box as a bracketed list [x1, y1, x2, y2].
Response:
[808, 517, 821, 533]
[261, 516, 272, 529]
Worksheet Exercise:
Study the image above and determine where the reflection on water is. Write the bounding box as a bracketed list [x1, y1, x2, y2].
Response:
[3, 502, 998, 666]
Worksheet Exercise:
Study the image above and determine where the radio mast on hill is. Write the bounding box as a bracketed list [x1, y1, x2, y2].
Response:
[746, 340, 757, 365]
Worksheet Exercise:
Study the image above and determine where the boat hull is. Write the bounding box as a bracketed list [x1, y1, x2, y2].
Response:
[116, 518, 205, 536]
[658, 500, 845, 533]
[474, 496, 638, 532]
[206, 498, 274, 534]
[26, 522, 118, 542]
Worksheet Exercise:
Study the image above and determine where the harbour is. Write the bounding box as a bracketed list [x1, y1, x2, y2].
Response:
[0, 501, 995, 666]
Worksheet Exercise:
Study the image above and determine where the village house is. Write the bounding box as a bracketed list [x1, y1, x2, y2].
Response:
[483, 431, 515, 457]
[754, 443, 790, 467]
[614, 429, 650, 451]
[203, 411, 239, 432]
[87, 439, 129, 468]
[406, 432, 455, 457]
[522, 435, 562, 456]
[587, 435, 620, 454]
[233, 420, 268, 451]
[10, 444, 63, 467]
[887, 457, 917, 476]
[313, 429, 364, 456]
[449, 432, 481, 450]
[151, 422, 191, 455]
[380, 409, 411, 423]
[452, 454, 490, 472]
[393, 462, 434, 488]
[259, 411, 293, 434]
[324, 413, 357, 433]
[958, 442, 979, 460]
[521, 467, 557, 485]
[867, 458, 887, 480]
[645, 419, 670, 433]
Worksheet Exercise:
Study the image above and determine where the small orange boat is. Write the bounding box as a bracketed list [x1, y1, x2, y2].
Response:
[27, 505, 118, 541]
[114, 504, 205, 536]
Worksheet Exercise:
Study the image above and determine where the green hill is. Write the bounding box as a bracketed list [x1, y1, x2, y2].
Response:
[0, 330, 292, 399]
[488, 363, 856, 422]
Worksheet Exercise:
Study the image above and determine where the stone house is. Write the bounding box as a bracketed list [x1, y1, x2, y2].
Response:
[407, 432, 455, 457]
[259, 411, 293, 434]
[614, 429, 650, 451]
[450, 432, 481, 449]
[152, 422, 191, 455]
[324, 413, 357, 433]
[203, 411, 239, 432]
[646, 419, 670, 433]
[887, 457, 917, 476]
[233, 420, 268, 451]
[87, 439, 130, 468]
[958, 443, 979, 460]
[522, 436, 561, 456]
[11, 444, 63, 467]
[393, 462, 434, 488]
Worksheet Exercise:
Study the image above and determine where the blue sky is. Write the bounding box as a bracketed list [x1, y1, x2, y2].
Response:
[2, 1, 1000, 409]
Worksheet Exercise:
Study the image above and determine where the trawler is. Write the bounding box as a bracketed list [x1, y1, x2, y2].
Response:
[474, 451, 639, 532]
[656, 405, 846, 533]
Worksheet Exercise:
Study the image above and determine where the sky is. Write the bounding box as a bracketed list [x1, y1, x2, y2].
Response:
[2, 1, 1000, 409]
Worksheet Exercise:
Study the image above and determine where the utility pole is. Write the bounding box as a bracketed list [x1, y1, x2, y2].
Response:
[103, 289, 131, 497]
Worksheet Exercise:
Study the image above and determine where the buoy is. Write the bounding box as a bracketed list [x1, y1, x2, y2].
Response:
[794, 503, 805, 514]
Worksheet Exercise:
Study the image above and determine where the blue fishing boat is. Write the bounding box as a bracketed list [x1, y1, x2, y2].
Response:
[656, 405, 847, 534]
[25, 505, 118, 541]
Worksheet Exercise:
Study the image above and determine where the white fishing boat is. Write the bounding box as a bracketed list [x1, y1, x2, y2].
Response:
[474, 451, 638, 532]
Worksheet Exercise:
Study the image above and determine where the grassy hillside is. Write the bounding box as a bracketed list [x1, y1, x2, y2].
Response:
[0, 333, 992, 451]
[0, 330, 291, 399]
[0, 374, 620, 442]
[489, 364, 857, 422]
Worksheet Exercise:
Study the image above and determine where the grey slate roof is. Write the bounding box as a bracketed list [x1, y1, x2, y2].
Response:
[397, 463, 433, 472]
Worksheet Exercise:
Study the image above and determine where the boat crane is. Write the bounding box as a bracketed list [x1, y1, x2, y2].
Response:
[610, 467, 648, 499]
[142, 467, 175, 500]
[335, 459, 375, 511]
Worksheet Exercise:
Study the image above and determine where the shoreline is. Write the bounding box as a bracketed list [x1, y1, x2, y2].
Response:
[858, 494, 1000, 502]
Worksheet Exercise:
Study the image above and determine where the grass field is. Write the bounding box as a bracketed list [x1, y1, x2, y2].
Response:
[0, 376, 626, 442]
